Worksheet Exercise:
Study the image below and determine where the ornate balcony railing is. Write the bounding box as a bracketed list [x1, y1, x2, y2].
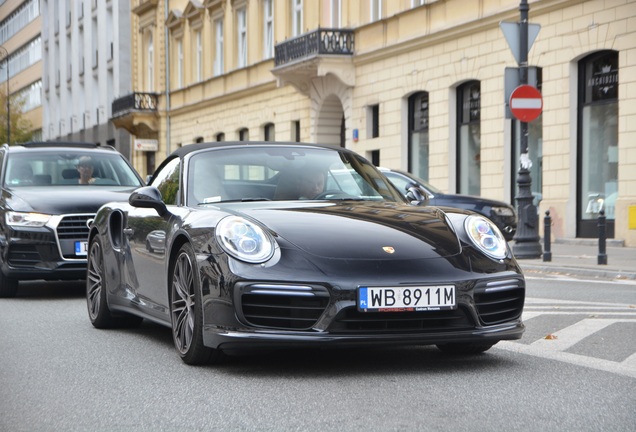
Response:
[274, 28, 355, 67]
[111, 92, 158, 118]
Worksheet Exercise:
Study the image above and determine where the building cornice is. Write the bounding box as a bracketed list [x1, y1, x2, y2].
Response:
[353, 0, 583, 67]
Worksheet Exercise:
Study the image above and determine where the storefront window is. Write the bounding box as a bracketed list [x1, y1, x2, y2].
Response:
[578, 51, 618, 237]
[408, 92, 429, 180]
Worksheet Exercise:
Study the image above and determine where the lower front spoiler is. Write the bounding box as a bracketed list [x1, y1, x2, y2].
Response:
[203, 321, 525, 351]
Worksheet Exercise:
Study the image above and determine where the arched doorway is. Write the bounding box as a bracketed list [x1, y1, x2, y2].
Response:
[316, 94, 345, 147]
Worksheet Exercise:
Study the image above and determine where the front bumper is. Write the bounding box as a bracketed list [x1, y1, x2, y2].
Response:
[0, 214, 92, 281]
[201, 272, 526, 351]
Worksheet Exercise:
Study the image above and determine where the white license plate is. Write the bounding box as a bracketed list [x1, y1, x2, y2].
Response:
[75, 241, 88, 256]
[358, 285, 456, 312]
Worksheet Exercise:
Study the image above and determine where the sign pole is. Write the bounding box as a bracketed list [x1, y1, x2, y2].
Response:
[512, 0, 542, 258]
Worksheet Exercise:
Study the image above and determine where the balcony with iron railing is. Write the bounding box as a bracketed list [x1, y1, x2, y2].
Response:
[111, 92, 159, 136]
[274, 28, 354, 67]
[272, 28, 355, 95]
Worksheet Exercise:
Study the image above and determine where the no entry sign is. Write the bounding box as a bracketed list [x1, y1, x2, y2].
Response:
[509, 85, 543, 122]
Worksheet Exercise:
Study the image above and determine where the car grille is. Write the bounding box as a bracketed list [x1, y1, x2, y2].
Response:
[57, 215, 93, 239]
[240, 284, 330, 330]
[473, 278, 525, 325]
[329, 306, 474, 333]
[56, 214, 94, 259]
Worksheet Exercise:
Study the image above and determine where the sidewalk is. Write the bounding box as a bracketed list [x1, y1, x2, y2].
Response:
[513, 238, 636, 281]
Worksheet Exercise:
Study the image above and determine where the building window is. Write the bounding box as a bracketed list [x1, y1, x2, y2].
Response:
[577, 50, 618, 238]
[456, 81, 481, 195]
[0, 0, 40, 46]
[264, 123, 275, 141]
[367, 104, 379, 138]
[369, 150, 380, 167]
[145, 152, 156, 179]
[330, 0, 341, 27]
[195, 29, 202, 82]
[214, 18, 224, 76]
[239, 128, 249, 141]
[263, 0, 274, 59]
[146, 32, 154, 91]
[293, 121, 301, 142]
[408, 92, 429, 181]
[292, 0, 303, 37]
[1, 36, 41, 83]
[237, 7, 247, 68]
[17, 80, 42, 111]
[195, 136, 204, 143]
[176, 38, 183, 88]
[370, 0, 382, 22]
[216, 133, 225, 142]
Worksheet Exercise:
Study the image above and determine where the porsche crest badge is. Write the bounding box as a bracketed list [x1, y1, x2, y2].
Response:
[382, 246, 395, 254]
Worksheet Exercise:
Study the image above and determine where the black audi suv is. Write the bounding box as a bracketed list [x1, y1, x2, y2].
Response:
[0, 142, 144, 297]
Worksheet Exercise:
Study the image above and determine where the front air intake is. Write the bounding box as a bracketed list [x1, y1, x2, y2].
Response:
[474, 278, 525, 325]
[239, 284, 330, 330]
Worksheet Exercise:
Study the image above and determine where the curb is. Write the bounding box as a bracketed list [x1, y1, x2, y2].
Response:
[520, 264, 636, 281]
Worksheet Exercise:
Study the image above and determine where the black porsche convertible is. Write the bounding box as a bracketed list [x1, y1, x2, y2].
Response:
[86, 142, 525, 365]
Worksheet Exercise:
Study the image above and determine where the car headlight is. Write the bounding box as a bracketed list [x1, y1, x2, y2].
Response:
[465, 215, 508, 260]
[492, 206, 515, 217]
[6, 211, 51, 227]
[215, 216, 276, 263]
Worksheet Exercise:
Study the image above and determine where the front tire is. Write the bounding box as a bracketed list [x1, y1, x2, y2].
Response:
[170, 242, 223, 365]
[86, 236, 142, 328]
[0, 271, 18, 298]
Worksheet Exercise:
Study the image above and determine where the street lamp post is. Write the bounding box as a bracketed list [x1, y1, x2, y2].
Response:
[0, 45, 9, 145]
[511, 0, 542, 258]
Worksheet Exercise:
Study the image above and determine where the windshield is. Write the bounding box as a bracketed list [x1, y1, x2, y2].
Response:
[5, 152, 143, 187]
[186, 146, 406, 205]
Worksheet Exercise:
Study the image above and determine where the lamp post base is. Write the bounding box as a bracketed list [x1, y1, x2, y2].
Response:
[513, 240, 542, 259]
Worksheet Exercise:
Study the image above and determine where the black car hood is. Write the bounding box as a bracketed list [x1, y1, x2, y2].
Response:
[4, 186, 137, 214]
[237, 202, 462, 260]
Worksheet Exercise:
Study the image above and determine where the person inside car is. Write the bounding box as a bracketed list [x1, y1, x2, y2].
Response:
[77, 156, 97, 184]
[298, 168, 326, 199]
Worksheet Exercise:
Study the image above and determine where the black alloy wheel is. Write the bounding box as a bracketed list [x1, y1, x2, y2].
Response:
[170, 242, 223, 365]
[86, 236, 141, 328]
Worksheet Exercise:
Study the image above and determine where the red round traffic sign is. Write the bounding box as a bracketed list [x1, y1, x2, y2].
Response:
[509, 85, 543, 122]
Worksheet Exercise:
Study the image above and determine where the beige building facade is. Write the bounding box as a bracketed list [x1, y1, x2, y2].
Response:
[0, 0, 43, 142]
[116, 0, 636, 246]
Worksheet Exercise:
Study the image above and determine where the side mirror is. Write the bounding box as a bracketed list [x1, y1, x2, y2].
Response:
[405, 183, 430, 206]
[129, 186, 169, 217]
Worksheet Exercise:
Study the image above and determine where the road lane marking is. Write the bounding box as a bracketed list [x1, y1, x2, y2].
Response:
[622, 352, 636, 369]
[525, 297, 636, 307]
[530, 318, 616, 351]
[496, 341, 636, 379]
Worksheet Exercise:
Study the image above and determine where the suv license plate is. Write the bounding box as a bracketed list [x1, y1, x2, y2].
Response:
[358, 285, 455, 312]
[75, 241, 88, 256]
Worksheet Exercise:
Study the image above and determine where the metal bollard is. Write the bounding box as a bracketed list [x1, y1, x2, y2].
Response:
[543, 210, 552, 262]
[598, 210, 607, 265]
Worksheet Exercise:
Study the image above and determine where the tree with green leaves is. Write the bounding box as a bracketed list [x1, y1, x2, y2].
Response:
[0, 87, 34, 145]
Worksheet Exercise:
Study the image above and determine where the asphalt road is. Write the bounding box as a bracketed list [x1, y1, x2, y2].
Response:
[1, 278, 634, 432]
